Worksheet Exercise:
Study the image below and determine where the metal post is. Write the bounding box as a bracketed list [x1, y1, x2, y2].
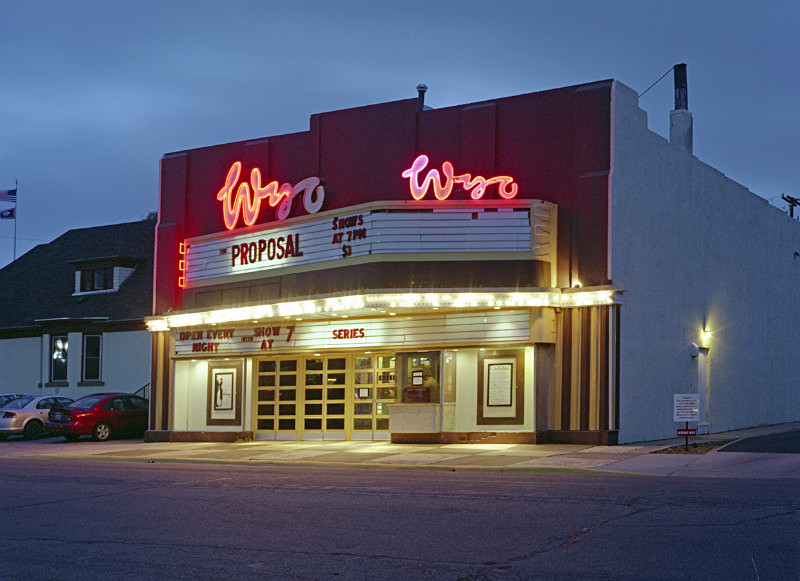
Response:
[685, 421, 689, 451]
[12, 179, 17, 260]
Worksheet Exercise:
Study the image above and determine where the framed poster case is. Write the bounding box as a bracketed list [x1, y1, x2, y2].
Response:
[477, 351, 524, 425]
[207, 360, 243, 426]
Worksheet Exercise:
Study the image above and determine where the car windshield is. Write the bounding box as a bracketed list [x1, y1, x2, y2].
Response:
[67, 395, 107, 410]
[5, 396, 34, 409]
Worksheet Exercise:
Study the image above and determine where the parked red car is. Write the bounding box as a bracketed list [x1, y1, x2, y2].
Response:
[46, 393, 149, 441]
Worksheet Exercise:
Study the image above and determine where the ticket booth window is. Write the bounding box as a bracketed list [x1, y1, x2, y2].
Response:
[400, 352, 440, 403]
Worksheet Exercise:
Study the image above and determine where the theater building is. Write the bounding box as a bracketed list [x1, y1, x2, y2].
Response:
[146, 73, 800, 444]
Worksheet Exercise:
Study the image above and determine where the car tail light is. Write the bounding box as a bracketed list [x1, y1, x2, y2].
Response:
[3, 412, 16, 418]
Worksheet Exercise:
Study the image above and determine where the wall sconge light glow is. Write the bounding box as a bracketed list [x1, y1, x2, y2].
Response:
[702, 329, 711, 342]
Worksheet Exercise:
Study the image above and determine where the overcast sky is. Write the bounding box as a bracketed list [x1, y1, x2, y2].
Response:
[1, 1, 798, 266]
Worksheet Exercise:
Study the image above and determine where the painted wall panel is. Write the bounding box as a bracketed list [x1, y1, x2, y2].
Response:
[611, 81, 800, 442]
[172, 360, 244, 432]
[101, 331, 153, 394]
[0, 331, 151, 401]
[0, 337, 41, 394]
[451, 347, 535, 432]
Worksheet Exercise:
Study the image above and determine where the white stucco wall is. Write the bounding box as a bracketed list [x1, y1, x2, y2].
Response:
[0, 336, 42, 394]
[100, 330, 152, 394]
[611, 81, 800, 443]
[451, 347, 535, 432]
[0, 330, 151, 400]
[172, 359, 250, 431]
[173, 360, 205, 431]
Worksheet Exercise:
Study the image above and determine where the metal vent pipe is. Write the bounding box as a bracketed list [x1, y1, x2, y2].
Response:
[674, 63, 688, 110]
[416, 84, 428, 112]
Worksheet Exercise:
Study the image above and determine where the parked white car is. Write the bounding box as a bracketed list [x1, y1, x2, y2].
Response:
[0, 395, 74, 440]
[0, 393, 27, 407]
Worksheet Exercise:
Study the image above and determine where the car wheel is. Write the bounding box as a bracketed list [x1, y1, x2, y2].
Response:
[64, 434, 80, 442]
[93, 422, 113, 441]
[23, 420, 43, 440]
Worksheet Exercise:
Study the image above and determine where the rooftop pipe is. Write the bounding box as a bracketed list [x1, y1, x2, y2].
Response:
[416, 84, 428, 112]
[670, 63, 693, 154]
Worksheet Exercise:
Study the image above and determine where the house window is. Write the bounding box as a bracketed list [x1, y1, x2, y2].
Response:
[83, 335, 102, 381]
[51, 335, 68, 381]
[80, 267, 114, 292]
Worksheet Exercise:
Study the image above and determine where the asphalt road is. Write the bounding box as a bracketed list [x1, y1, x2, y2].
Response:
[719, 429, 800, 453]
[2, 458, 798, 580]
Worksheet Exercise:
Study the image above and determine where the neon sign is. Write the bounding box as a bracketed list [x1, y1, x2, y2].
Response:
[401, 155, 518, 201]
[217, 161, 326, 230]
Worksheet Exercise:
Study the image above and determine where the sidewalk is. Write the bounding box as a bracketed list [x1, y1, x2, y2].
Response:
[2, 422, 799, 478]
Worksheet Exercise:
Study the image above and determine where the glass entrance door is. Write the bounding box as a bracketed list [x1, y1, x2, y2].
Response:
[351, 354, 395, 440]
[254, 353, 396, 441]
[301, 355, 347, 440]
[254, 357, 299, 440]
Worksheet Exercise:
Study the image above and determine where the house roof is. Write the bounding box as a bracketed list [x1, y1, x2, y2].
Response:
[0, 219, 155, 335]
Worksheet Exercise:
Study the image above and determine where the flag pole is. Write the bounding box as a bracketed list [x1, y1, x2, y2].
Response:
[13, 179, 18, 260]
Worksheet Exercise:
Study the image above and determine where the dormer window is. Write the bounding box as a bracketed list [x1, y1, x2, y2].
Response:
[81, 267, 114, 292]
[71, 256, 138, 296]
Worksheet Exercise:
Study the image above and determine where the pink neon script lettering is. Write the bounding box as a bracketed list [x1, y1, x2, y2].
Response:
[401, 155, 518, 201]
[217, 161, 325, 230]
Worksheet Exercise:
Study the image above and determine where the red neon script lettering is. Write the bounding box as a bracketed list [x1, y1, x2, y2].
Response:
[401, 155, 518, 201]
[217, 161, 326, 230]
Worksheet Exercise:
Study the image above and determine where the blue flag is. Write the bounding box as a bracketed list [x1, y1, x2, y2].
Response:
[0, 189, 16, 203]
[0, 208, 15, 219]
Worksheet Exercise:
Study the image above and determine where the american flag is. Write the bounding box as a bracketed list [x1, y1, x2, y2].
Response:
[0, 188, 16, 203]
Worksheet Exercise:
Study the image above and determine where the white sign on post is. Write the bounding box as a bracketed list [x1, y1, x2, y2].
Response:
[673, 394, 700, 422]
